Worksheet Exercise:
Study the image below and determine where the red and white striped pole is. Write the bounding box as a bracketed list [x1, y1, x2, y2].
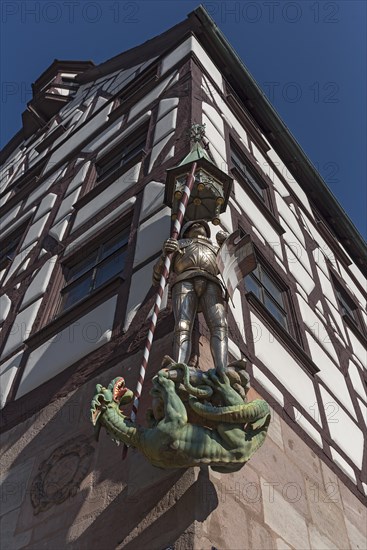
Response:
[122, 161, 197, 458]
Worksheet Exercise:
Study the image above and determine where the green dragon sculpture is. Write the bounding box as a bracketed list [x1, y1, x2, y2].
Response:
[91, 361, 270, 472]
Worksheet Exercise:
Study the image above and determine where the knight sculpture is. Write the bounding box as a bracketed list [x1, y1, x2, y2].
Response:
[90, 124, 270, 472]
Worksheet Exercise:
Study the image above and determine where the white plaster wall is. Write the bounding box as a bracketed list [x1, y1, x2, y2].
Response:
[319, 385, 363, 470]
[0, 295, 11, 323]
[128, 73, 178, 121]
[252, 365, 284, 406]
[54, 188, 81, 224]
[73, 163, 141, 231]
[20, 256, 57, 310]
[0, 351, 23, 409]
[307, 333, 356, 419]
[140, 181, 165, 220]
[250, 313, 321, 425]
[124, 260, 156, 332]
[15, 296, 117, 399]
[45, 103, 113, 170]
[234, 182, 283, 261]
[1, 299, 42, 359]
[133, 207, 171, 268]
[64, 197, 136, 256]
[34, 194, 57, 222]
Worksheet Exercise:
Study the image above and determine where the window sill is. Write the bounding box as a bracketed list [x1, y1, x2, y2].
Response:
[74, 151, 145, 210]
[246, 291, 320, 375]
[24, 276, 123, 349]
[232, 167, 285, 236]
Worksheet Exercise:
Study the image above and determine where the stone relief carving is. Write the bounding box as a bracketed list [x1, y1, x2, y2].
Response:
[30, 436, 94, 515]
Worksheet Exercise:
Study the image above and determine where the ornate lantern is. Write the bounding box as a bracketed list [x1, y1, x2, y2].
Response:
[164, 124, 233, 225]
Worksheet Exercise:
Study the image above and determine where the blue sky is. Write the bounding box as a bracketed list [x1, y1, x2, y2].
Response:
[1, 1, 366, 237]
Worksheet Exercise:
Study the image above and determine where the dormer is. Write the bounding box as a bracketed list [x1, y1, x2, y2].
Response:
[21, 59, 95, 138]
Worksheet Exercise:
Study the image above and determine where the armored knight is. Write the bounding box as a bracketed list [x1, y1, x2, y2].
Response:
[153, 220, 229, 377]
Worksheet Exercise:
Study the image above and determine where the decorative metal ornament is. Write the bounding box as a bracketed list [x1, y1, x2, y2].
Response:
[164, 124, 233, 224]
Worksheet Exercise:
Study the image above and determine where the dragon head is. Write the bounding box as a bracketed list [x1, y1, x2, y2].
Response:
[90, 377, 134, 430]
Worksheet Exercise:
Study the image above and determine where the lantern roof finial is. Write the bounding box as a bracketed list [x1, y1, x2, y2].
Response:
[178, 123, 215, 167]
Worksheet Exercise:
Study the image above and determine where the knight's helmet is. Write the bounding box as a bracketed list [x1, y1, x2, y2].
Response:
[181, 219, 211, 238]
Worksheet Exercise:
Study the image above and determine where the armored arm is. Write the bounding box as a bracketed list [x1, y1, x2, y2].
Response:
[152, 239, 181, 286]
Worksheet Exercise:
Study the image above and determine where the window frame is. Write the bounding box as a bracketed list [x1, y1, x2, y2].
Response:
[95, 123, 148, 186]
[332, 275, 367, 339]
[230, 140, 268, 203]
[243, 252, 303, 346]
[56, 222, 131, 317]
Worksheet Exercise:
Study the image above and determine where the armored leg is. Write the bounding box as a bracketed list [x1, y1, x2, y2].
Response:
[171, 281, 198, 364]
[200, 281, 228, 377]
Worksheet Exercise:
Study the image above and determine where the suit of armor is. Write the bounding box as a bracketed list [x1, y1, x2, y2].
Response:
[153, 222, 228, 376]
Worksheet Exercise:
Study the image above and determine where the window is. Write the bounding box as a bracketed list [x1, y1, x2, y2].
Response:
[58, 229, 129, 313]
[334, 279, 365, 334]
[245, 263, 289, 330]
[230, 142, 266, 201]
[96, 125, 147, 182]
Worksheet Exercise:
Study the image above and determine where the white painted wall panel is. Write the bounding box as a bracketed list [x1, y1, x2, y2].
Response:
[286, 245, 315, 295]
[320, 386, 363, 469]
[266, 148, 314, 216]
[24, 166, 67, 209]
[252, 365, 284, 406]
[83, 116, 124, 153]
[297, 294, 338, 363]
[294, 409, 322, 447]
[153, 108, 177, 145]
[124, 260, 156, 332]
[34, 193, 57, 222]
[148, 134, 173, 172]
[45, 104, 113, 170]
[346, 328, 367, 369]
[0, 204, 21, 230]
[19, 214, 49, 252]
[128, 73, 178, 121]
[73, 163, 141, 231]
[1, 299, 42, 359]
[3, 242, 37, 284]
[282, 226, 311, 276]
[0, 351, 23, 409]
[251, 313, 320, 423]
[234, 182, 283, 261]
[276, 195, 306, 248]
[140, 181, 165, 220]
[202, 114, 227, 166]
[330, 448, 356, 483]
[64, 197, 136, 256]
[348, 362, 366, 400]
[15, 296, 117, 399]
[54, 188, 81, 225]
[316, 267, 339, 309]
[97, 112, 151, 160]
[0, 295, 11, 323]
[20, 256, 57, 310]
[134, 207, 171, 268]
[1, 207, 36, 241]
[338, 264, 366, 309]
[66, 161, 91, 196]
[307, 333, 356, 419]
[161, 37, 192, 74]
[157, 98, 179, 120]
[49, 214, 71, 242]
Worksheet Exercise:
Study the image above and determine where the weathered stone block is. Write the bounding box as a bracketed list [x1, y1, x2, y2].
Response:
[261, 477, 309, 550]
